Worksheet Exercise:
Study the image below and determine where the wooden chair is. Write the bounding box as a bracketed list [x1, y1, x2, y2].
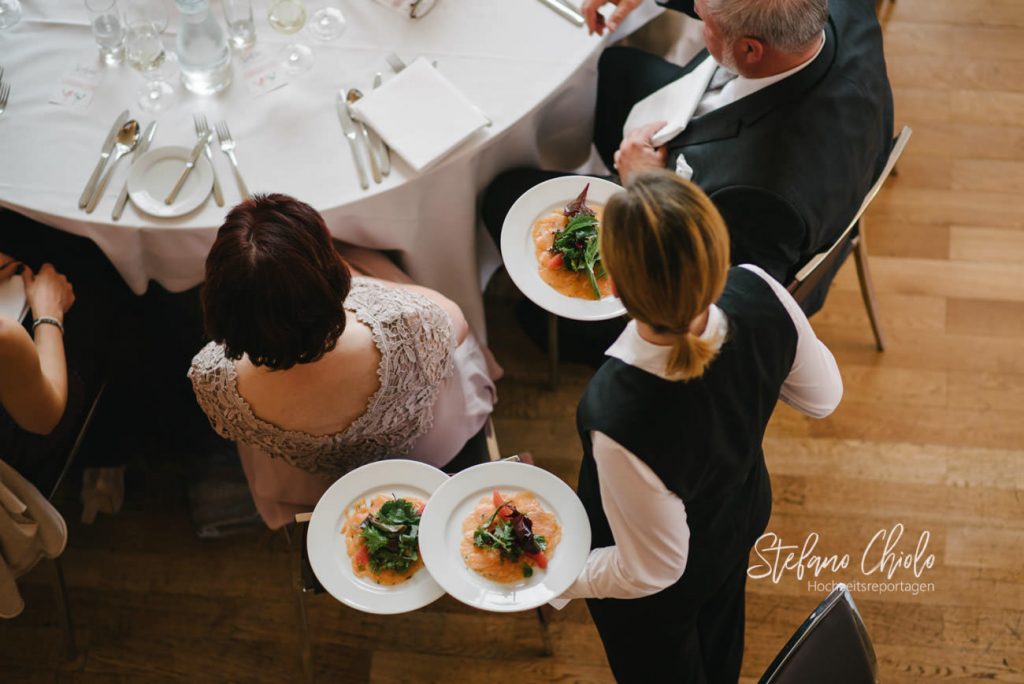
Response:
[875, 0, 897, 34]
[284, 416, 552, 683]
[759, 583, 878, 683]
[787, 126, 912, 351]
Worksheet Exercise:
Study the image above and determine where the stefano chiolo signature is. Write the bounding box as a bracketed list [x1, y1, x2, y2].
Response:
[747, 523, 936, 583]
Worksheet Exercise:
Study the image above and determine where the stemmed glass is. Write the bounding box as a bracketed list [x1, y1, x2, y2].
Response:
[308, 0, 346, 41]
[268, 0, 313, 74]
[124, 13, 175, 112]
[0, 0, 23, 30]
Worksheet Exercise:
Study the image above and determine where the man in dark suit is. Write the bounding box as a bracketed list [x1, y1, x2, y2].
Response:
[484, 0, 893, 312]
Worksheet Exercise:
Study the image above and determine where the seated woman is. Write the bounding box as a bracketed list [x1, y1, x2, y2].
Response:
[0, 258, 79, 495]
[189, 195, 497, 529]
[559, 171, 842, 682]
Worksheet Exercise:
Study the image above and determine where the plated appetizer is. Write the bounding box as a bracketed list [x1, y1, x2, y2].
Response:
[343, 494, 426, 586]
[532, 183, 611, 301]
[461, 489, 562, 583]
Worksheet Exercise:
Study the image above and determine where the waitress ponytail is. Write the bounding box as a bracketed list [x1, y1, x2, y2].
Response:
[601, 171, 731, 381]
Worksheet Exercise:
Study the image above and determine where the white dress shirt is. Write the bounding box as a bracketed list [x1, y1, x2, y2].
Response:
[557, 264, 842, 603]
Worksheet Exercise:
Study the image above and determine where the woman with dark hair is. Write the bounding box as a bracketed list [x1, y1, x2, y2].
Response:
[188, 194, 496, 528]
[557, 171, 842, 682]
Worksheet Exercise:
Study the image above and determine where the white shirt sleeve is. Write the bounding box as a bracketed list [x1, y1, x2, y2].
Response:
[559, 431, 690, 601]
[739, 264, 843, 418]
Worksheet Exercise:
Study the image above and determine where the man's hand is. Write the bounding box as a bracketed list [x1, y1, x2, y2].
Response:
[23, 264, 75, 322]
[581, 0, 644, 36]
[0, 252, 19, 284]
[614, 121, 668, 183]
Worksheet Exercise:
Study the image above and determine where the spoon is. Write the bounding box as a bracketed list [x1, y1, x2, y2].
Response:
[345, 88, 382, 184]
[86, 119, 141, 214]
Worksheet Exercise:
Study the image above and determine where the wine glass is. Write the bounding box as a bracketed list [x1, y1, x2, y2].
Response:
[307, 0, 345, 41]
[124, 16, 175, 112]
[0, 0, 23, 30]
[268, 0, 313, 74]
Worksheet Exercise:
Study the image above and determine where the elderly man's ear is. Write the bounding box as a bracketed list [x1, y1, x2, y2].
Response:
[735, 38, 765, 67]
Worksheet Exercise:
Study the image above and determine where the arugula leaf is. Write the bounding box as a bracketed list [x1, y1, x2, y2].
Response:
[522, 564, 534, 578]
[550, 212, 604, 299]
[358, 497, 422, 575]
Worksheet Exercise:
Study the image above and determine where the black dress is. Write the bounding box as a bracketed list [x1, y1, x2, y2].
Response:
[575, 267, 798, 683]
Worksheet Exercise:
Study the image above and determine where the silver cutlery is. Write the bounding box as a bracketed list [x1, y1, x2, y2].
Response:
[165, 131, 212, 205]
[79, 109, 130, 209]
[85, 120, 141, 214]
[345, 88, 382, 184]
[537, 0, 584, 26]
[112, 120, 157, 221]
[214, 120, 250, 198]
[0, 81, 8, 116]
[193, 114, 224, 207]
[385, 52, 406, 74]
[372, 73, 391, 176]
[336, 89, 369, 190]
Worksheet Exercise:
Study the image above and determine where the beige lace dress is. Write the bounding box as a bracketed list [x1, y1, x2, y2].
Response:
[189, 278, 496, 528]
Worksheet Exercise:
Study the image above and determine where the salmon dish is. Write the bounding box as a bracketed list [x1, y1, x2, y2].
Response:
[343, 494, 427, 586]
[461, 489, 562, 584]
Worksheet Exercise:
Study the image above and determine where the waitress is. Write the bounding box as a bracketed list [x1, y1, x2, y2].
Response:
[559, 171, 843, 682]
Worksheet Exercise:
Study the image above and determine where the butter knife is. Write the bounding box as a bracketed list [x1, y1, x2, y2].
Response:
[112, 121, 157, 221]
[337, 90, 369, 190]
[372, 73, 391, 177]
[536, 0, 584, 26]
[165, 131, 212, 204]
[79, 109, 130, 209]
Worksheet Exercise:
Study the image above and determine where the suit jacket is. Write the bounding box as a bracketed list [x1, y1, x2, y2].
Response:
[660, 0, 893, 281]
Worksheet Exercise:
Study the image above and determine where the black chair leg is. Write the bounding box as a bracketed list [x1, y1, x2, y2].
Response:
[547, 313, 559, 390]
[51, 557, 77, 661]
[283, 525, 314, 684]
[535, 606, 554, 656]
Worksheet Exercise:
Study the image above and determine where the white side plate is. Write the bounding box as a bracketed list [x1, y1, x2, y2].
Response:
[127, 146, 214, 218]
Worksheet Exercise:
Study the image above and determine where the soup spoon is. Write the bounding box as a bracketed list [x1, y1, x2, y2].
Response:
[86, 120, 141, 214]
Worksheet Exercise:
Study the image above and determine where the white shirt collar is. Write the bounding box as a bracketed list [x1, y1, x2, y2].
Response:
[606, 305, 727, 381]
[718, 30, 827, 104]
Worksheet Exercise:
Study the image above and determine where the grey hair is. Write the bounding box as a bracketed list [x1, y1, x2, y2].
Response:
[705, 0, 828, 53]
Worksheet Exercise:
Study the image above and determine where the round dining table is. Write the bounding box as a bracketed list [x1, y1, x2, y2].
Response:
[0, 0, 659, 338]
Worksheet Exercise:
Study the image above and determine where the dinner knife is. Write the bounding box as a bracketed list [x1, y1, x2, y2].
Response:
[79, 109, 130, 209]
[337, 91, 370, 190]
[165, 131, 212, 205]
[112, 121, 158, 221]
[536, 0, 584, 26]
[373, 73, 391, 177]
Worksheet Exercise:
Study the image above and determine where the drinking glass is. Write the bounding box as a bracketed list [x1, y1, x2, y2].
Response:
[125, 16, 175, 112]
[0, 0, 22, 30]
[86, 0, 126, 65]
[222, 0, 256, 51]
[307, 0, 345, 41]
[267, 0, 313, 74]
[123, 0, 169, 33]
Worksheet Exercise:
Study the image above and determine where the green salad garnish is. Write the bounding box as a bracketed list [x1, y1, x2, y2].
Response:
[359, 497, 421, 574]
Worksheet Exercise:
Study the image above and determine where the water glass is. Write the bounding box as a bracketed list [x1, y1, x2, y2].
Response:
[0, 0, 22, 30]
[123, 0, 169, 33]
[222, 0, 256, 52]
[125, 16, 175, 112]
[85, 0, 126, 65]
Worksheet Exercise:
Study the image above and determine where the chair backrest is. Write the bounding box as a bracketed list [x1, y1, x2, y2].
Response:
[758, 583, 879, 684]
[788, 126, 912, 301]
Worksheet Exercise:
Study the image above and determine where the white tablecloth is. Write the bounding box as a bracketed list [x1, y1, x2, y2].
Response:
[0, 0, 659, 337]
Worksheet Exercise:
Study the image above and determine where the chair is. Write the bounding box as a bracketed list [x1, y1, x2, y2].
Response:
[875, 0, 897, 34]
[758, 583, 879, 683]
[786, 125, 912, 351]
[44, 379, 108, 661]
[284, 417, 552, 683]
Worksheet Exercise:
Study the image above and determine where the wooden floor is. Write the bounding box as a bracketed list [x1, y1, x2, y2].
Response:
[3, 1, 1023, 681]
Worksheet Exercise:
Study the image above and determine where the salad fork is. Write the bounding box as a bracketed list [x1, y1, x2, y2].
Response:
[193, 114, 224, 206]
[214, 120, 250, 198]
[0, 82, 9, 116]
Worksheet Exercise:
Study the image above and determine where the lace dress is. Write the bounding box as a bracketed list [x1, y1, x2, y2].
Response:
[189, 278, 496, 527]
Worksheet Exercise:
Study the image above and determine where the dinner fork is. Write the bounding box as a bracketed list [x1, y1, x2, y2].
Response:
[214, 120, 250, 198]
[0, 82, 9, 116]
[193, 114, 224, 206]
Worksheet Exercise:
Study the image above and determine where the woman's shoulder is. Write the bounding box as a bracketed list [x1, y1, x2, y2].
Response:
[188, 341, 232, 387]
[347, 278, 452, 340]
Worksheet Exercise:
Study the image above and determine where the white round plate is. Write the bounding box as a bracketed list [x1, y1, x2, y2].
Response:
[419, 461, 591, 613]
[307, 460, 449, 615]
[127, 146, 214, 218]
[500, 175, 627, 321]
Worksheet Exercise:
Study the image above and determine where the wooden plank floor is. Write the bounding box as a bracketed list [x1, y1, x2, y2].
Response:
[3, 1, 1023, 681]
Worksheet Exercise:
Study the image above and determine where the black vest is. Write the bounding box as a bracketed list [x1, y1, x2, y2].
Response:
[576, 267, 798, 594]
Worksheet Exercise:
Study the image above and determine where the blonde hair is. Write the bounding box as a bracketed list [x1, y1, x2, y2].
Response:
[601, 171, 731, 379]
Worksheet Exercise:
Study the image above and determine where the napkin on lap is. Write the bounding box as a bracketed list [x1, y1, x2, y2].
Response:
[350, 58, 490, 172]
[622, 55, 717, 148]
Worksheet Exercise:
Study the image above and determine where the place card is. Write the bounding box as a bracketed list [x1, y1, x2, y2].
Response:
[48, 59, 101, 110]
[239, 49, 288, 97]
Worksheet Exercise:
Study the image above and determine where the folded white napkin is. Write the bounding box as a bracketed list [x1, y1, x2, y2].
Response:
[0, 277, 27, 322]
[622, 55, 717, 148]
[350, 58, 490, 172]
